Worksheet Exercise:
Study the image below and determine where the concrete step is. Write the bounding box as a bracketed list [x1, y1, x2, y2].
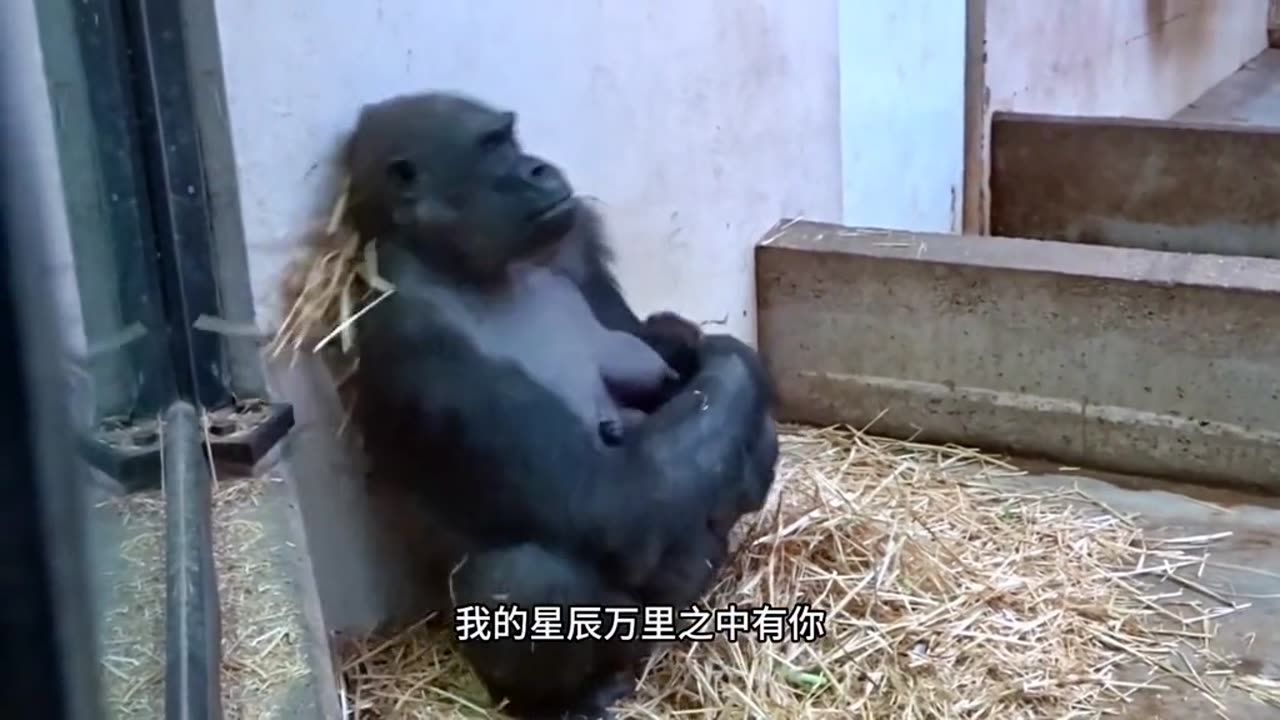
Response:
[989, 111, 1280, 259]
[754, 220, 1280, 493]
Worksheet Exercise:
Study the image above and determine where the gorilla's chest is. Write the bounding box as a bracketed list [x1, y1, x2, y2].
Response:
[460, 269, 612, 422]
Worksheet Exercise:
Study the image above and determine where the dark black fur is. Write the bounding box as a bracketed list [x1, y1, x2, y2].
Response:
[346, 92, 778, 720]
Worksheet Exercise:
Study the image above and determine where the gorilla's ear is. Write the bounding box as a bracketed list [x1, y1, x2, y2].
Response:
[385, 155, 440, 227]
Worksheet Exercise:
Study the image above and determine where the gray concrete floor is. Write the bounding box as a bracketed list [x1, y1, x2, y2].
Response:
[1143, 47, 1280, 717]
[1001, 466, 1280, 719]
[1176, 48, 1280, 126]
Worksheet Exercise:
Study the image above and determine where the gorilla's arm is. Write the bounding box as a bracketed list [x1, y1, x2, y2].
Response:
[557, 210, 778, 523]
[564, 218, 703, 383]
[568, 222, 646, 335]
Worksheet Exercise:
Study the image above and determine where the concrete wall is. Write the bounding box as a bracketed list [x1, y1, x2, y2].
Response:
[971, 0, 1270, 233]
[215, 0, 843, 344]
[1270, 0, 1280, 47]
[19, 0, 978, 378]
[990, 113, 1280, 258]
[986, 0, 1269, 118]
[839, 0, 967, 233]
[758, 222, 1280, 493]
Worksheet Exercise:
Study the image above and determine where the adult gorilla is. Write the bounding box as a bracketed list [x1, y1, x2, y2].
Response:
[346, 92, 779, 719]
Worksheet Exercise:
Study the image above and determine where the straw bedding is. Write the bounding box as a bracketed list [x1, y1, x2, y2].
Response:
[98, 473, 309, 719]
[98, 488, 166, 717]
[271, 191, 1279, 718]
[334, 425, 1279, 719]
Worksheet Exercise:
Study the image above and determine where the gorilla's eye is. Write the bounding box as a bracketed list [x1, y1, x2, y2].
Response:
[387, 158, 417, 186]
[478, 129, 509, 152]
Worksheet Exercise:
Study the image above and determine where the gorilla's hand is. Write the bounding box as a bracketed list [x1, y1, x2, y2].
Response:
[641, 311, 703, 380]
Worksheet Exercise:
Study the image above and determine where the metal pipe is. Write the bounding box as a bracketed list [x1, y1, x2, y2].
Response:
[163, 400, 223, 720]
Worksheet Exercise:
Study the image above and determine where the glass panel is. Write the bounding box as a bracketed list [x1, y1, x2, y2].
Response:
[27, 0, 177, 715]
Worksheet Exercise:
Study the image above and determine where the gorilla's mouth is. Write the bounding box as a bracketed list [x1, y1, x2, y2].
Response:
[521, 196, 579, 263]
[531, 194, 577, 224]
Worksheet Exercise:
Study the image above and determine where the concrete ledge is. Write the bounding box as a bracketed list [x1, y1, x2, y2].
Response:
[755, 220, 1280, 493]
[990, 112, 1280, 259]
[1271, 0, 1280, 49]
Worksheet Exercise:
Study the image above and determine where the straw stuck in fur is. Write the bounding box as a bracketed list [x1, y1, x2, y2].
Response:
[270, 178, 395, 364]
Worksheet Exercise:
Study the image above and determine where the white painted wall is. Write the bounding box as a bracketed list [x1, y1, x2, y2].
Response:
[215, 0, 843, 343]
[977, 0, 1268, 234]
[838, 0, 967, 233]
[23, 0, 979, 367]
[987, 0, 1269, 118]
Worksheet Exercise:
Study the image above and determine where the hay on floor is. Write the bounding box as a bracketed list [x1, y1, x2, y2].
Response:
[97, 471, 310, 718]
[337, 424, 1277, 719]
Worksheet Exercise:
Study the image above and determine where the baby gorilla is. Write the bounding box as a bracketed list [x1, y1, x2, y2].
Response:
[506, 262, 677, 446]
